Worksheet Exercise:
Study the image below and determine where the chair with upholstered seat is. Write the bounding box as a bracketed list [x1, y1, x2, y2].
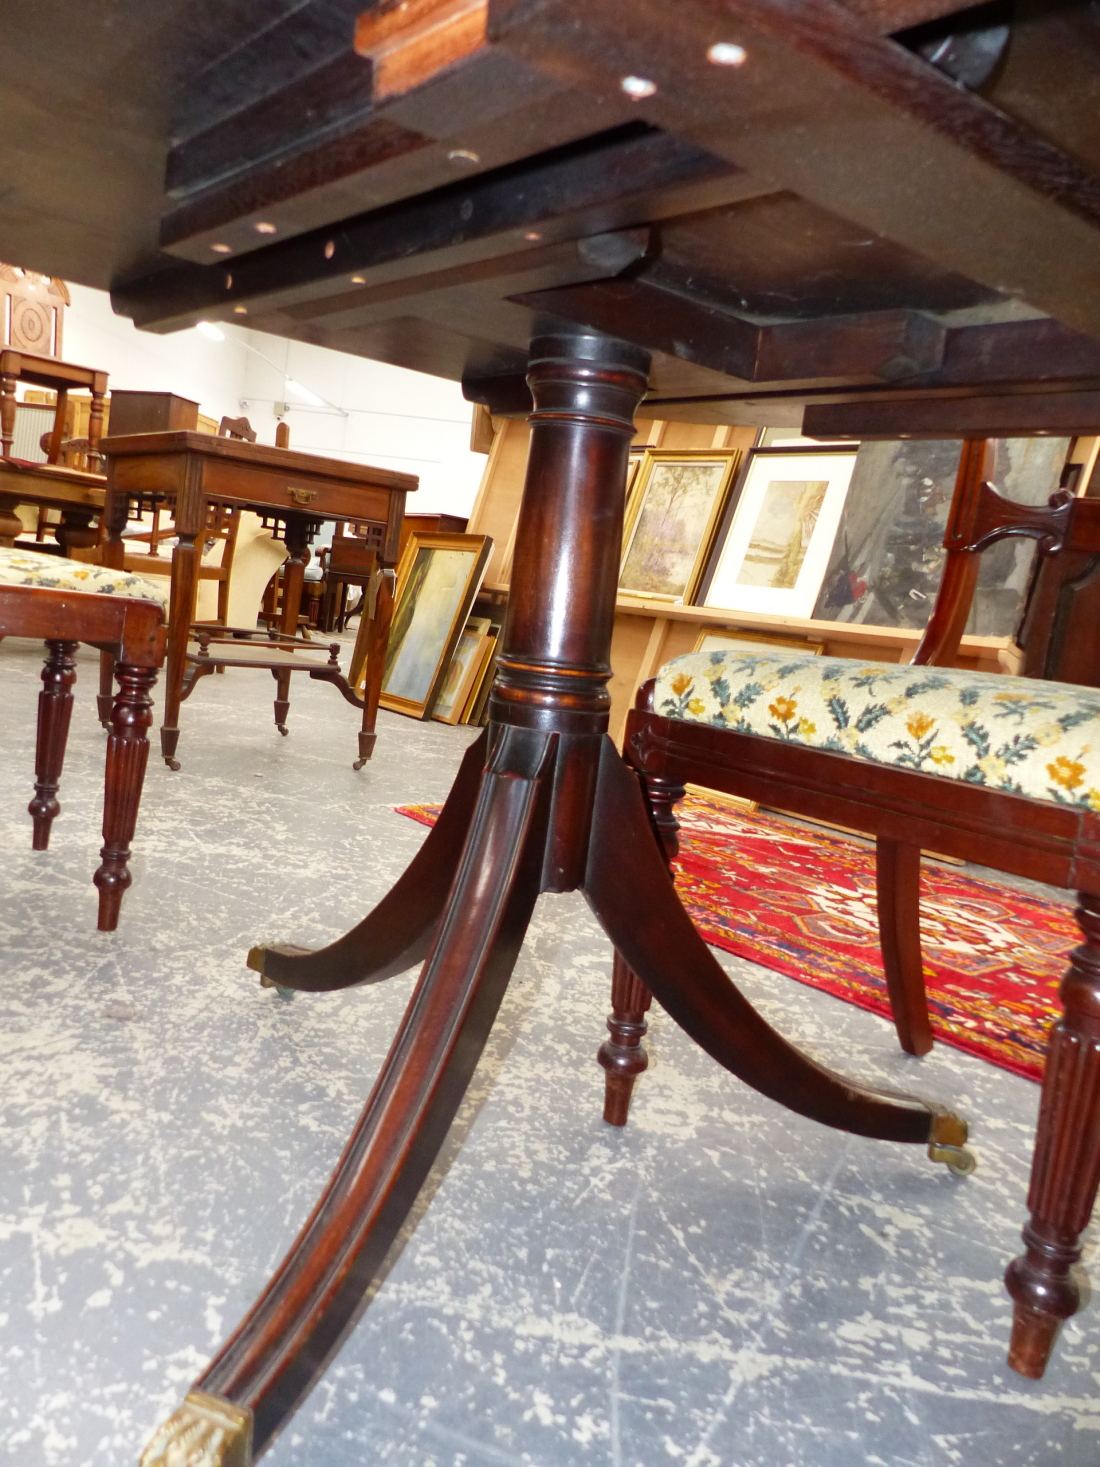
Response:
[605, 440, 1100, 1383]
[0, 546, 167, 929]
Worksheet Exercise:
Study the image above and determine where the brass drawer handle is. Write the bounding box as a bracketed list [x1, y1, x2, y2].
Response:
[287, 486, 317, 506]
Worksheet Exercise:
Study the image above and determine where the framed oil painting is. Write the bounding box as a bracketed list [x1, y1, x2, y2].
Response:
[619, 449, 740, 603]
[433, 625, 490, 725]
[702, 448, 857, 618]
[379, 532, 492, 719]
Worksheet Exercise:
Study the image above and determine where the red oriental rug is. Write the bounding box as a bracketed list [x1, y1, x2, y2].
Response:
[395, 792, 1075, 1082]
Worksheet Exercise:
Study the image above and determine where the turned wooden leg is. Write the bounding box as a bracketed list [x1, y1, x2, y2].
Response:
[1005, 890, 1100, 1377]
[876, 838, 934, 1057]
[274, 516, 309, 735]
[599, 954, 654, 1125]
[94, 662, 156, 931]
[87, 385, 106, 473]
[163, 529, 200, 769]
[56, 506, 98, 558]
[28, 638, 78, 849]
[598, 770, 685, 1124]
[0, 490, 23, 546]
[0, 372, 15, 460]
[98, 486, 129, 727]
[354, 565, 394, 769]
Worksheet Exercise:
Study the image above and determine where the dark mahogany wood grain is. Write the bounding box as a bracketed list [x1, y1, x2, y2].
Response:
[149, 331, 965, 1463]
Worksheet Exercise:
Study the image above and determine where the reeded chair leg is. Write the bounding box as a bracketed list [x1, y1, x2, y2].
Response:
[1005, 890, 1100, 1377]
[29, 638, 79, 849]
[94, 662, 157, 931]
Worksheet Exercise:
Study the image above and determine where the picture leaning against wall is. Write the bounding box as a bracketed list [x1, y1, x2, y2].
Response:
[379, 532, 491, 719]
[619, 449, 740, 602]
[703, 449, 857, 618]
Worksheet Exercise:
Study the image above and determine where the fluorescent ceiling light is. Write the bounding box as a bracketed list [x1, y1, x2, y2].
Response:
[196, 321, 225, 340]
[284, 377, 326, 407]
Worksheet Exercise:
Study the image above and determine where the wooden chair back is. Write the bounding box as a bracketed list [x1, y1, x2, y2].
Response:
[909, 438, 1098, 682]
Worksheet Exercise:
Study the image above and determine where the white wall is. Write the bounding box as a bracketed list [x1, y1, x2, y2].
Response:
[57, 285, 485, 517]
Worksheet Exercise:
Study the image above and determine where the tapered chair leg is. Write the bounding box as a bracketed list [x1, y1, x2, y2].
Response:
[876, 838, 934, 1056]
[142, 725, 556, 1464]
[248, 731, 487, 992]
[94, 662, 156, 931]
[97, 647, 114, 728]
[1005, 890, 1100, 1377]
[272, 667, 291, 735]
[29, 638, 79, 849]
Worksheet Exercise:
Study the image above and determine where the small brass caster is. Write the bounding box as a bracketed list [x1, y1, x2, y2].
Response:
[165, 757, 181, 772]
[928, 1110, 976, 1176]
[929, 1142, 977, 1176]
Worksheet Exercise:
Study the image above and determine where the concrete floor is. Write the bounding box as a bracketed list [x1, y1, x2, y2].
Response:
[0, 636, 1096, 1467]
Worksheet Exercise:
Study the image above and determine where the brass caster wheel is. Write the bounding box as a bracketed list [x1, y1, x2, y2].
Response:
[929, 1141, 977, 1177]
[165, 757, 181, 772]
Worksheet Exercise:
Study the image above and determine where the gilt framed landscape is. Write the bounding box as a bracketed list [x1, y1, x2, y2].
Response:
[702, 448, 857, 618]
[619, 448, 740, 603]
[379, 532, 492, 719]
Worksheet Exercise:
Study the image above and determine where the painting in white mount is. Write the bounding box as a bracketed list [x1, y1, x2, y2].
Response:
[703, 450, 857, 618]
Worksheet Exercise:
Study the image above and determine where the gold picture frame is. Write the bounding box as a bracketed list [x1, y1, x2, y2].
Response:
[619, 448, 741, 604]
[379, 532, 492, 719]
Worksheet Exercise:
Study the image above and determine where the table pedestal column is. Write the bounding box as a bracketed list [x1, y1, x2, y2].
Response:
[141, 332, 965, 1466]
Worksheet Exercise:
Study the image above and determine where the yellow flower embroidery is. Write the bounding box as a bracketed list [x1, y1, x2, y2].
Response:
[977, 754, 1006, 781]
[1048, 755, 1086, 791]
[668, 673, 692, 696]
[1033, 723, 1062, 748]
[886, 696, 908, 715]
[1088, 789, 1100, 812]
[769, 696, 798, 723]
[994, 693, 1030, 703]
[929, 746, 955, 766]
[686, 697, 706, 716]
[796, 719, 816, 738]
[906, 712, 935, 741]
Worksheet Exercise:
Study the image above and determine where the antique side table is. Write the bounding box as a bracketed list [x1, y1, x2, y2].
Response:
[98, 431, 416, 768]
[0, 458, 105, 554]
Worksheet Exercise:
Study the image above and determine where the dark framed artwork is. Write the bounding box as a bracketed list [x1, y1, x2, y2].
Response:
[812, 436, 1072, 634]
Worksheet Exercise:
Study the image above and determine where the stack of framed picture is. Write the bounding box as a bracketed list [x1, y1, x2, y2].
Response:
[431, 613, 501, 726]
[376, 530, 493, 721]
[618, 438, 860, 620]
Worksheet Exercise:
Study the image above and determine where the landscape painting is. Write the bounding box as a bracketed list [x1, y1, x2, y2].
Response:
[619, 450, 739, 602]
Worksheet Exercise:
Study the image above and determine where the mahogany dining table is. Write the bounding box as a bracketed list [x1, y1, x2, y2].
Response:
[5, 2, 1100, 1461]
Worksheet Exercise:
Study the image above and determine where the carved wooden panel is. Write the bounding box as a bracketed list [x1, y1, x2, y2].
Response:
[0, 265, 68, 358]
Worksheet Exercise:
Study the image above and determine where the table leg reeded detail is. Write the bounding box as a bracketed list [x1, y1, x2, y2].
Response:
[142, 331, 970, 1462]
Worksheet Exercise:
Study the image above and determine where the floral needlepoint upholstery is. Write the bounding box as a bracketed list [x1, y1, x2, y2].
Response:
[0, 546, 168, 611]
[654, 648, 1100, 810]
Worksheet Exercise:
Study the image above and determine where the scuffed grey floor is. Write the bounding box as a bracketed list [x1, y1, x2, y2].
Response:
[0, 636, 1096, 1467]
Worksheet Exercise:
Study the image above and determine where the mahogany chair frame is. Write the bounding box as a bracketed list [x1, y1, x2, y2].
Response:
[607, 438, 1100, 1384]
[143, 332, 972, 1466]
[0, 582, 165, 930]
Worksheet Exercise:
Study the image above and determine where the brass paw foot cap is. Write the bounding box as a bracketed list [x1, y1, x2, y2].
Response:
[140, 1390, 253, 1466]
